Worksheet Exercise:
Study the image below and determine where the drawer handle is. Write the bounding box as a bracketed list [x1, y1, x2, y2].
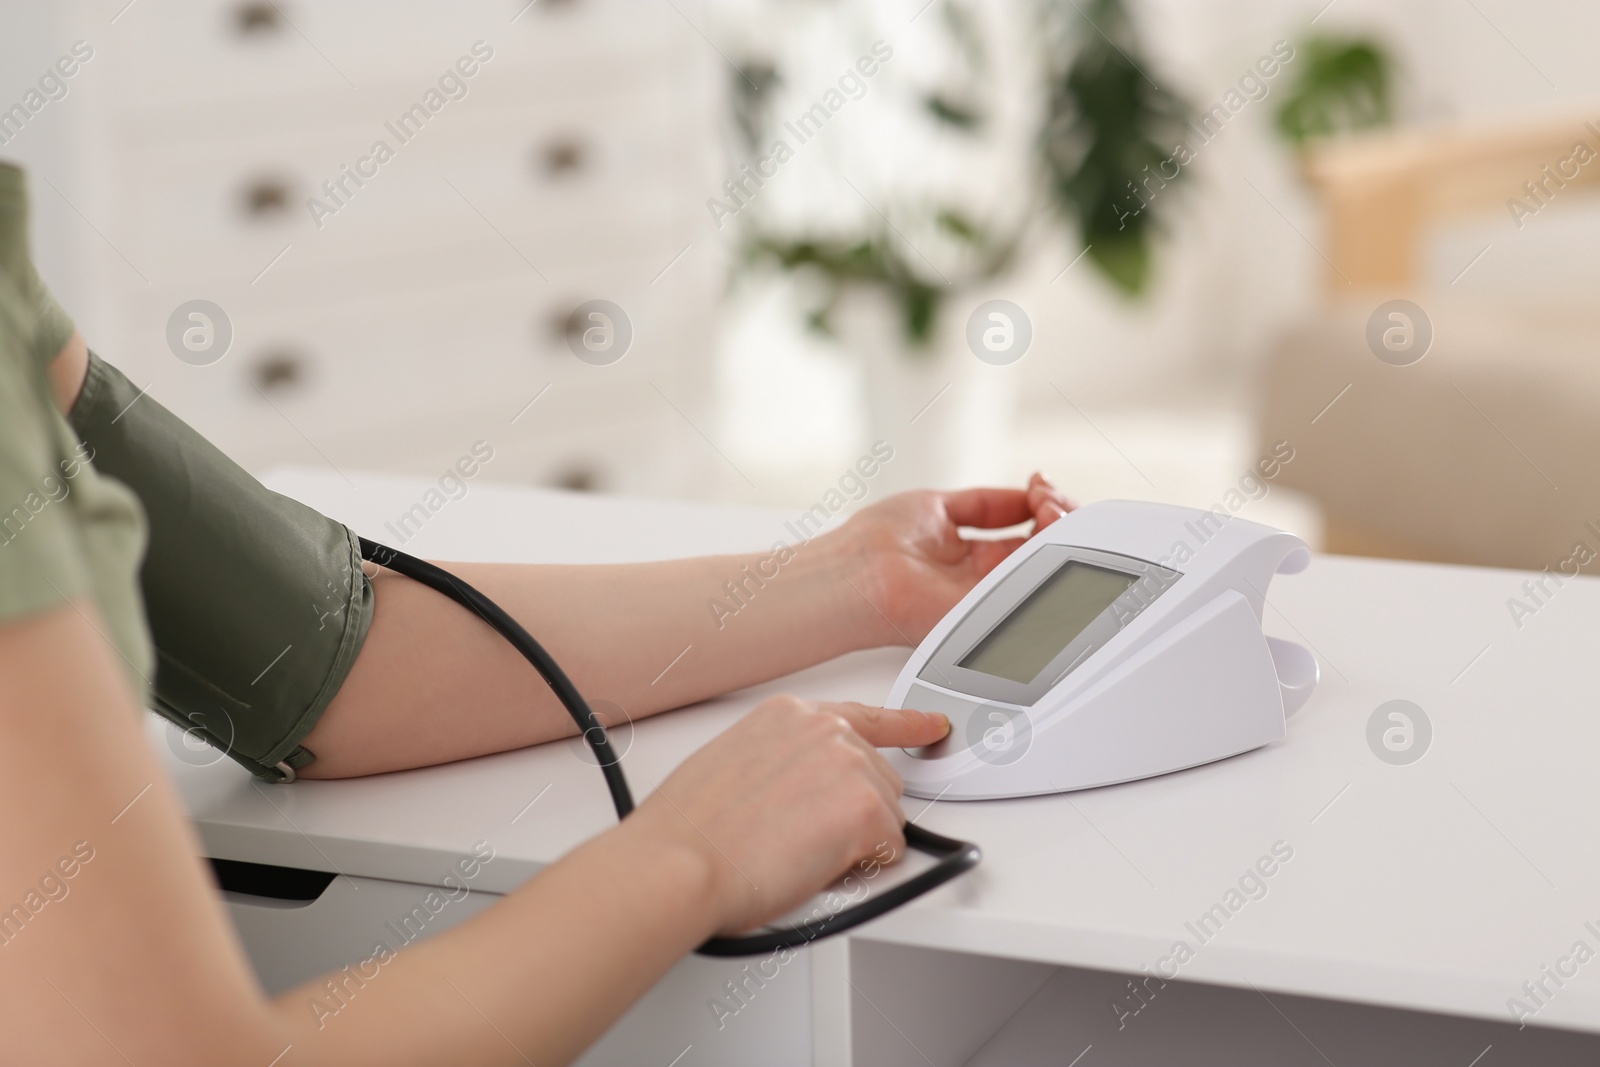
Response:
[544, 305, 579, 347]
[241, 177, 292, 219]
[233, 2, 285, 36]
[538, 136, 587, 178]
[552, 462, 603, 493]
[210, 857, 334, 902]
[250, 350, 308, 394]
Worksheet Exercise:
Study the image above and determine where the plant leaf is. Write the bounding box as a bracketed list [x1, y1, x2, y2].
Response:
[1274, 35, 1394, 147]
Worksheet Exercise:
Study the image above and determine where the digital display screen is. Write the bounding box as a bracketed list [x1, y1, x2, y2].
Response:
[957, 561, 1137, 684]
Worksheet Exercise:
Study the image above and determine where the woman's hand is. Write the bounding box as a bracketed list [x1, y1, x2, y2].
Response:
[625, 696, 950, 936]
[833, 472, 1076, 646]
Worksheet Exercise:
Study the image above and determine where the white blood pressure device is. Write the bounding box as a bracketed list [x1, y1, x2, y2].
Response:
[886, 500, 1318, 800]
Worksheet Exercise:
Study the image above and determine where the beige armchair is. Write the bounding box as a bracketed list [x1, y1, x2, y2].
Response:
[1259, 111, 1600, 569]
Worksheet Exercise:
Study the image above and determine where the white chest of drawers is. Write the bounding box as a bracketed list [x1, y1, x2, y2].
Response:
[38, 0, 723, 495]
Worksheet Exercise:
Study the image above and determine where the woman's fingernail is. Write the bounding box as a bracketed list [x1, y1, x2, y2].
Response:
[930, 712, 951, 735]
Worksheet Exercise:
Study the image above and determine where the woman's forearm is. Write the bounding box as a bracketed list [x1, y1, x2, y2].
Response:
[457, 532, 884, 715]
[300, 530, 885, 777]
[270, 818, 721, 1066]
[0, 605, 917, 1066]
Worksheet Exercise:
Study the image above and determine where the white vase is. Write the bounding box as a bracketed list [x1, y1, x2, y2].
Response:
[833, 286, 1017, 495]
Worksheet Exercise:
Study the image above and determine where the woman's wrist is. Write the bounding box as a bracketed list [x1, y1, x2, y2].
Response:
[810, 526, 900, 651]
[604, 805, 731, 944]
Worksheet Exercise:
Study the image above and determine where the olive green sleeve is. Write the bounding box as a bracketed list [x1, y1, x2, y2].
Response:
[1, 161, 153, 692]
[69, 352, 374, 781]
[0, 288, 94, 622]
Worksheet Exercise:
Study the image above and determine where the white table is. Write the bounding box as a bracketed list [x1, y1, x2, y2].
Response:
[153, 469, 1600, 1066]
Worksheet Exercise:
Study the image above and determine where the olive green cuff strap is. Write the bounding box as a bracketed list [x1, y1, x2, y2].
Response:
[70, 352, 375, 782]
[263, 732, 321, 783]
[249, 523, 372, 782]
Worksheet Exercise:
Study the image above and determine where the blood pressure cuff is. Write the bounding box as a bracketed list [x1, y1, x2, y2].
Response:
[69, 352, 374, 781]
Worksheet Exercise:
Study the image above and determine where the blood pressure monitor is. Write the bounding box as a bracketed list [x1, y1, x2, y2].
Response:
[886, 500, 1318, 800]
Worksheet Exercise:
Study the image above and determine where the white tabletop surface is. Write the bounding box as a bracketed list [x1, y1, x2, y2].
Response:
[153, 468, 1600, 1034]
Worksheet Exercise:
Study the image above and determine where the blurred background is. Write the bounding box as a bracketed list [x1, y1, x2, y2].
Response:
[6, 0, 1600, 571]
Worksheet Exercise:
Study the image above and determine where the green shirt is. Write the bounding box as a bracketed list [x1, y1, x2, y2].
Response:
[0, 162, 152, 689]
[1, 163, 372, 780]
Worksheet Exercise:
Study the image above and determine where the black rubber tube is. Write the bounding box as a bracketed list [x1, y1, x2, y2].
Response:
[358, 537, 980, 957]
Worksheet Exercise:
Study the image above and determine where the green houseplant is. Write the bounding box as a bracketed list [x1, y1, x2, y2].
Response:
[725, 0, 1194, 349]
[1273, 34, 1394, 148]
